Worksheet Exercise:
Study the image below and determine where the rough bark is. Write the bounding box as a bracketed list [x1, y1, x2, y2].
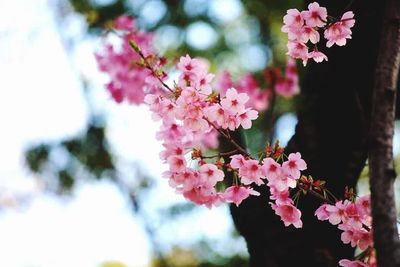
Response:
[230, 1, 385, 266]
[368, 0, 400, 266]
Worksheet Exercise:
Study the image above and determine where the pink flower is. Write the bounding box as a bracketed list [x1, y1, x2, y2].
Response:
[267, 172, 297, 192]
[325, 201, 347, 225]
[358, 229, 373, 250]
[308, 50, 328, 63]
[222, 185, 260, 206]
[199, 164, 224, 186]
[269, 187, 292, 205]
[282, 152, 307, 180]
[301, 26, 320, 44]
[282, 9, 304, 41]
[216, 72, 270, 112]
[183, 185, 220, 208]
[113, 15, 135, 30]
[221, 88, 249, 114]
[338, 224, 360, 247]
[194, 72, 214, 95]
[230, 154, 246, 169]
[283, 9, 304, 28]
[324, 11, 355, 48]
[286, 41, 309, 66]
[275, 78, 299, 98]
[167, 155, 187, 172]
[261, 157, 282, 181]
[177, 54, 206, 74]
[356, 195, 371, 220]
[271, 202, 303, 228]
[315, 203, 331, 221]
[301, 2, 327, 28]
[204, 104, 229, 127]
[239, 160, 264, 186]
[237, 109, 258, 129]
[339, 259, 368, 267]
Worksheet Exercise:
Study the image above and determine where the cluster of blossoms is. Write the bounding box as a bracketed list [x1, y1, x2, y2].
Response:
[273, 58, 300, 98]
[144, 54, 309, 218]
[145, 53, 262, 207]
[216, 58, 300, 108]
[315, 195, 375, 266]
[282, 2, 355, 65]
[216, 71, 271, 112]
[97, 11, 378, 266]
[229, 150, 307, 228]
[146, 54, 307, 213]
[95, 16, 164, 104]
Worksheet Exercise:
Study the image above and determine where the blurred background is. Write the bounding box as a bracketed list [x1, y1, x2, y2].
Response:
[0, 0, 399, 266]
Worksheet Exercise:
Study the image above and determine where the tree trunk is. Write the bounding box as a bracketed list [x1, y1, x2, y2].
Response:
[230, 1, 387, 266]
[368, 0, 400, 266]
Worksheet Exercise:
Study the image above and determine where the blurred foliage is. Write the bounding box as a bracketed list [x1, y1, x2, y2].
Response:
[151, 244, 248, 267]
[62, 0, 303, 69]
[100, 261, 128, 267]
[25, 120, 117, 193]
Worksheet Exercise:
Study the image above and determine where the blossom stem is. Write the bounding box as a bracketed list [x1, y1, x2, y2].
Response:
[201, 150, 238, 159]
[297, 182, 335, 205]
[205, 118, 253, 159]
[132, 42, 173, 93]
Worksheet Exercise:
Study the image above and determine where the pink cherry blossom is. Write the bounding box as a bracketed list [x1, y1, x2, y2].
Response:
[221, 88, 249, 114]
[315, 203, 331, 221]
[301, 26, 320, 44]
[267, 171, 297, 192]
[271, 202, 303, 228]
[237, 109, 258, 129]
[167, 155, 187, 172]
[301, 2, 327, 28]
[339, 259, 368, 267]
[199, 163, 224, 186]
[183, 185, 220, 208]
[275, 78, 299, 98]
[324, 11, 355, 48]
[230, 154, 246, 169]
[282, 152, 307, 180]
[275, 58, 300, 98]
[222, 185, 260, 206]
[216, 72, 270, 112]
[338, 224, 360, 247]
[308, 50, 328, 63]
[283, 9, 304, 28]
[96, 16, 159, 104]
[113, 15, 135, 30]
[177, 54, 207, 74]
[269, 187, 292, 205]
[286, 41, 309, 66]
[239, 160, 264, 186]
[282, 9, 304, 41]
[324, 201, 348, 225]
[261, 157, 282, 181]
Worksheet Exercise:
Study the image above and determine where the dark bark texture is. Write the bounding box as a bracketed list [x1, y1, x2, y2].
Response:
[230, 1, 389, 266]
[368, 0, 400, 266]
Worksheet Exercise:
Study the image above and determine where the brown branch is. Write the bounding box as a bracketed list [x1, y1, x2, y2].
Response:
[297, 183, 335, 205]
[205, 118, 253, 159]
[200, 149, 238, 159]
[368, 0, 400, 266]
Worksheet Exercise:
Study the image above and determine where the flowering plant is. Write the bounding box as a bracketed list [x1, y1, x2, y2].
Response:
[95, 3, 380, 266]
